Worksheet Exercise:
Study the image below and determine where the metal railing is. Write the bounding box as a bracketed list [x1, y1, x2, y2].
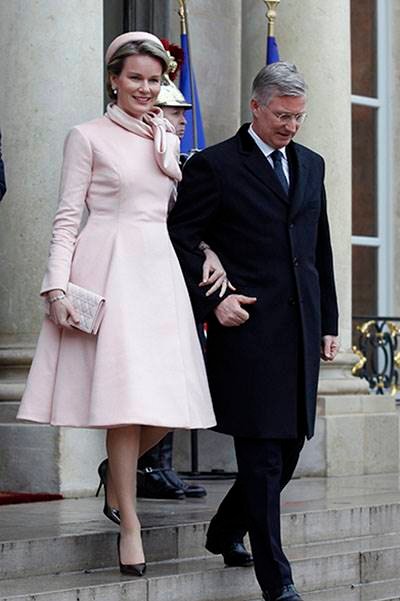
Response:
[352, 316, 400, 396]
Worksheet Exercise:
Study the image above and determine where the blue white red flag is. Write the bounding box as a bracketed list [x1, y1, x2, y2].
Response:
[267, 34, 280, 64]
[179, 32, 206, 153]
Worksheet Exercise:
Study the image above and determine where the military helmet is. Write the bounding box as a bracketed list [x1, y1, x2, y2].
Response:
[156, 74, 192, 109]
[157, 39, 192, 109]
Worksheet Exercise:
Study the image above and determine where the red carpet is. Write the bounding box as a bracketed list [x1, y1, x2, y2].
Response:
[0, 492, 63, 506]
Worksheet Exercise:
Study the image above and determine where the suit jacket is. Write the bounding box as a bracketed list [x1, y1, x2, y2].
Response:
[0, 132, 6, 201]
[168, 124, 338, 440]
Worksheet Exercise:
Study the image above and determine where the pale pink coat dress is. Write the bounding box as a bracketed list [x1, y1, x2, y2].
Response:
[17, 105, 216, 429]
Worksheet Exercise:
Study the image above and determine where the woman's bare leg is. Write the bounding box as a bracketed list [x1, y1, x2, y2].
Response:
[105, 426, 171, 507]
[106, 425, 171, 565]
[107, 425, 143, 565]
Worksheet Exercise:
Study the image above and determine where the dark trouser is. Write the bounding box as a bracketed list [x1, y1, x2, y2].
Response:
[138, 432, 173, 470]
[210, 435, 305, 594]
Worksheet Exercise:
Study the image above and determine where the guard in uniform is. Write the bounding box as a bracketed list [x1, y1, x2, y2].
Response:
[137, 65, 207, 500]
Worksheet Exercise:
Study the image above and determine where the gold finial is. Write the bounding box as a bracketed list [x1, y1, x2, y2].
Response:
[263, 0, 281, 37]
[177, 0, 187, 35]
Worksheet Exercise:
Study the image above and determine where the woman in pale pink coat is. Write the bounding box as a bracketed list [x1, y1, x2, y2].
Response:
[17, 32, 218, 574]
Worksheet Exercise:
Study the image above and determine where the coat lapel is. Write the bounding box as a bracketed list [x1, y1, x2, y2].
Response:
[287, 142, 310, 219]
[238, 125, 290, 205]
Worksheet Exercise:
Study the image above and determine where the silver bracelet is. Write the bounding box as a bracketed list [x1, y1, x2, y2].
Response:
[48, 293, 66, 304]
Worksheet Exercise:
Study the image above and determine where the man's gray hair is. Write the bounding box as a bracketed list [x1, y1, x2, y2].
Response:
[251, 62, 307, 106]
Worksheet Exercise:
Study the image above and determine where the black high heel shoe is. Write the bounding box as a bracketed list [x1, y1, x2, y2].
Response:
[96, 458, 121, 525]
[117, 533, 146, 576]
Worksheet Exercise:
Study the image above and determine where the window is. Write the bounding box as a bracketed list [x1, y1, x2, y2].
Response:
[351, 0, 390, 321]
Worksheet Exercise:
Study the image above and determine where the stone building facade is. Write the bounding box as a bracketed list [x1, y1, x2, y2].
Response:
[0, 0, 398, 495]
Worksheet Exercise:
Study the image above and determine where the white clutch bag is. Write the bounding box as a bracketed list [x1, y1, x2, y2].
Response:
[45, 283, 106, 335]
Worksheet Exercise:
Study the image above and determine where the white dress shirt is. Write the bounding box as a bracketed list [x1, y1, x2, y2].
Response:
[248, 124, 290, 187]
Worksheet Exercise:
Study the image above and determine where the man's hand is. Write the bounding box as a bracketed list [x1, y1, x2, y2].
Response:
[214, 294, 257, 327]
[321, 335, 339, 361]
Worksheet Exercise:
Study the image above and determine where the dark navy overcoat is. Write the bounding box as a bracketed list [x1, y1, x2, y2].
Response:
[168, 125, 338, 440]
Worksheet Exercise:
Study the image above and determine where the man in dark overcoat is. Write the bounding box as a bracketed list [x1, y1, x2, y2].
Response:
[168, 62, 339, 601]
[0, 131, 6, 201]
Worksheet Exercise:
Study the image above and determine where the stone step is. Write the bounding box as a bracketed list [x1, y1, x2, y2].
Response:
[0, 422, 105, 496]
[2, 485, 400, 601]
[2, 499, 400, 580]
[0, 346, 34, 381]
[2, 528, 400, 596]
[301, 587, 359, 601]
[0, 558, 259, 601]
[281, 501, 400, 546]
[252, 581, 400, 601]
[289, 543, 400, 593]
[2, 556, 400, 601]
[0, 422, 60, 493]
[0, 401, 19, 422]
[285, 578, 400, 601]
[361, 578, 400, 601]
[287, 531, 400, 560]
[0, 523, 205, 581]
[0, 382, 24, 402]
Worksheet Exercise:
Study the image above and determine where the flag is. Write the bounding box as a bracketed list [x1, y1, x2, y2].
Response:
[266, 34, 280, 64]
[179, 32, 206, 153]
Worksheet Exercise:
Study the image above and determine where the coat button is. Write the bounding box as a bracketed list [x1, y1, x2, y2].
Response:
[293, 257, 299, 266]
[288, 297, 296, 306]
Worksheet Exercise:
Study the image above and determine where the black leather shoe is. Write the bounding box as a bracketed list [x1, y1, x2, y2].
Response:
[163, 469, 207, 498]
[206, 516, 253, 567]
[117, 534, 146, 577]
[96, 458, 121, 525]
[137, 467, 185, 500]
[206, 537, 254, 567]
[263, 584, 303, 601]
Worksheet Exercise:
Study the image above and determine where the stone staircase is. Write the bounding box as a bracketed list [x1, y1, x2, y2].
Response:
[2, 346, 398, 495]
[0, 344, 106, 497]
[1, 345, 400, 599]
[1, 484, 400, 600]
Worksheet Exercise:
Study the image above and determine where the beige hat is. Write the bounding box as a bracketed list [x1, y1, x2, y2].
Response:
[105, 31, 165, 64]
[156, 75, 192, 109]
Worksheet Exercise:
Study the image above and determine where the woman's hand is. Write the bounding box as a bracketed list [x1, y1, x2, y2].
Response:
[47, 290, 80, 330]
[199, 248, 236, 298]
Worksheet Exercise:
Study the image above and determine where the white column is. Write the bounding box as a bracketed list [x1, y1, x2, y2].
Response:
[0, 0, 104, 346]
[169, 0, 242, 146]
[0, 0, 105, 496]
[241, 0, 353, 350]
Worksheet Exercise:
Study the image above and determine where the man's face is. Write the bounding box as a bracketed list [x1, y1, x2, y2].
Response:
[250, 94, 306, 149]
[162, 107, 187, 139]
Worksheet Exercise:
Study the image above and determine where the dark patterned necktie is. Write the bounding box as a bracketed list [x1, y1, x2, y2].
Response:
[270, 149, 289, 196]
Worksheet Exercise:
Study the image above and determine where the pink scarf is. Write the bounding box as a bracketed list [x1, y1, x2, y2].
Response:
[106, 103, 182, 182]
